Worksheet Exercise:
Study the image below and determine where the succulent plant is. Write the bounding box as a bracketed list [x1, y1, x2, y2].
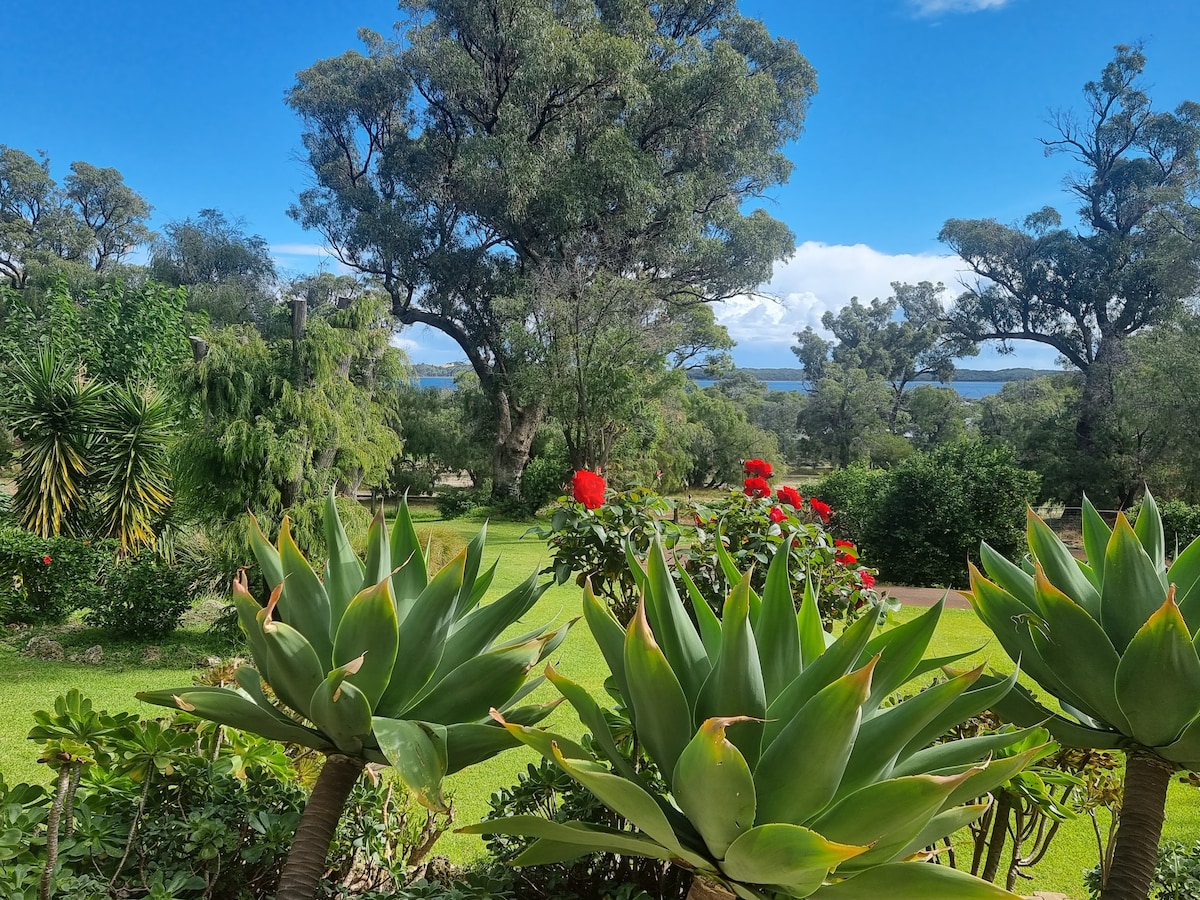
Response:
[965, 491, 1200, 900]
[467, 536, 1041, 899]
[139, 495, 568, 900]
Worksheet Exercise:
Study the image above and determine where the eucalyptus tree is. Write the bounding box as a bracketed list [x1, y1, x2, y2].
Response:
[287, 0, 816, 499]
[940, 45, 1200, 503]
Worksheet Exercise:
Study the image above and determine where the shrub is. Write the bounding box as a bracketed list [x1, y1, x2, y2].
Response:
[84, 551, 194, 637]
[863, 441, 1040, 588]
[1157, 498, 1200, 555]
[288, 494, 372, 558]
[1085, 840, 1200, 900]
[809, 465, 887, 545]
[0, 526, 111, 624]
[434, 485, 489, 519]
[517, 448, 571, 517]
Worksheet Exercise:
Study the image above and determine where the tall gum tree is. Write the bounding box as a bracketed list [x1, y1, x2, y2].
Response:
[287, 0, 816, 499]
[940, 45, 1200, 504]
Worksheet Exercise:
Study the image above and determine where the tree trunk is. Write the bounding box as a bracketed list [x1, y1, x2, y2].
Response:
[980, 790, 1013, 883]
[1101, 749, 1175, 900]
[491, 395, 546, 502]
[687, 876, 735, 900]
[276, 753, 364, 900]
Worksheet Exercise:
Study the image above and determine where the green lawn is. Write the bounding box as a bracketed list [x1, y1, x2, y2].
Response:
[2, 511, 1197, 899]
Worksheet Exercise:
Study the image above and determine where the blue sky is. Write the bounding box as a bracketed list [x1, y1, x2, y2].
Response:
[6, 0, 1198, 370]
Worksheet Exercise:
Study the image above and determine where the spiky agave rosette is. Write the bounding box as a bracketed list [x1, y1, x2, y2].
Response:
[467, 535, 1042, 899]
[965, 491, 1200, 768]
[139, 494, 570, 810]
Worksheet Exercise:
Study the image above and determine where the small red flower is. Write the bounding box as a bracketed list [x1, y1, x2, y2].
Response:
[743, 476, 771, 498]
[42, 555, 52, 566]
[743, 458, 773, 479]
[571, 470, 607, 510]
[834, 539, 855, 549]
[768, 506, 786, 524]
[858, 569, 876, 589]
[809, 497, 832, 523]
[776, 485, 803, 509]
[835, 550, 858, 565]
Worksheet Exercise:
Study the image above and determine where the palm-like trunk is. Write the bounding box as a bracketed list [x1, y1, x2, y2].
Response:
[276, 753, 364, 900]
[1101, 749, 1175, 900]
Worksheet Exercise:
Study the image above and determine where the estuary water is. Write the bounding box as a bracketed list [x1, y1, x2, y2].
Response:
[416, 376, 1010, 398]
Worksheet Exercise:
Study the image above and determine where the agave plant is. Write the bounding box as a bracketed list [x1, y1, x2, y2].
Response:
[965, 492, 1200, 900]
[139, 496, 569, 900]
[468, 536, 1043, 899]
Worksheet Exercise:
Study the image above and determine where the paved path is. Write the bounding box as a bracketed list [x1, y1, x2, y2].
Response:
[879, 583, 971, 610]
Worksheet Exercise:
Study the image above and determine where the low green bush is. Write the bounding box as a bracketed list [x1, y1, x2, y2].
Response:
[0, 526, 112, 624]
[1158, 499, 1200, 555]
[809, 464, 887, 545]
[84, 551, 194, 637]
[1085, 839, 1200, 900]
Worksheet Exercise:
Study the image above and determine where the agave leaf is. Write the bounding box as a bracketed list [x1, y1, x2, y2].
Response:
[136, 686, 331, 749]
[277, 518, 334, 670]
[860, 600, 942, 711]
[248, 511, 283, 589]
[756, 539, 801, 704]
[323, 493, 366, 625]
[893, 801, 992, 861]
[461, 815, 674, 861]
[310, 676, 372, 755]
[390, 492, 429, 618]
[363, 508, 392, 590]
[697, 574, 766, 765]
[1168, 537, 1200, 637]
[442, 722, 521, 774]
[672, 717, 757, 859]
[719, 823, 866, 886]
[1133, 489, 1166, 576]
[546, 665, 640, 781]
[754, 660, 875, 826]
[812, 772, 971, 856]
[259, 619, 326, 721]
[1027, 510, 1101, 617]
[499, 696, 562, 726]
[1102, 514, 1171, 651]
[1081, 495, 1112, 589]
[763, 608, 878, 746]
[841, 666, 982, 794]
[900, 667, 1019, 758]
[941, 744, 1050, 809]
[435, 572, 546, 682]
[373, 550, 465, 717]
[232, 580, 273, 682]
[1029, 565, 1130, 733]
[979, 541, 1036, 611]
[798, 575, 827, 671]
[680, 567, 724, 662]
[232, 667, 308, 730]
[645, 535, 711, 704]
[980, 677, 1126, 749]
[583, 580, 631, 706]
[452, 522, 488, 621]
[891, 725, 1047, 778]
[402, 638, 542, 724]
[373, 717, 449, 812]
[550, 744, 710, 868]
[1158, 713, 1200, 770]
[1115, 589, 1200, 747]
[806, 859, 1016, 899]
[333, 578, 400, 711]
[624, 540, 647, 593]
[624, 598, 693, 775]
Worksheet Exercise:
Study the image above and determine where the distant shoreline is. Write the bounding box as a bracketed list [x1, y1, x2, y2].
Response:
[411, 362, 1062, 384]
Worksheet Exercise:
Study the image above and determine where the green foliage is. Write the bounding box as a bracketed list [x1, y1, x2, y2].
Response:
[84, 551, 194, 637]
[810, 466, 888, 546]
[518, 444, 571, 518]
[680, 387, 779, 488]
[863, 442, 1040, 588]
[0, 526, 111, 624]
[471, 539, 1042, 898]
[1085, 840, 1200, 900]
[435, 487, 492, 521]
[1159, 499, 1200, 554]
[531, 487, 678, 623]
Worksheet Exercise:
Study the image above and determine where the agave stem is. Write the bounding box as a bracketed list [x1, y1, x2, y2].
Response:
[1101, 749, 1175, 900]
[276, 753, 365, 900]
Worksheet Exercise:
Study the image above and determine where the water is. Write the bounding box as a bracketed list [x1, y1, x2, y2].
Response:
[416, 376, 1011, 398]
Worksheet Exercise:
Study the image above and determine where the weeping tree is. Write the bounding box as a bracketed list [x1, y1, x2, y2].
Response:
[287, 0, 814, 500]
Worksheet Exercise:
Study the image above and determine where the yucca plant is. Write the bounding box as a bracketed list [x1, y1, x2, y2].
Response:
[965, 492, 1200, 900]
[139, 495, 569, 900]
[468, 536, 1043, 899]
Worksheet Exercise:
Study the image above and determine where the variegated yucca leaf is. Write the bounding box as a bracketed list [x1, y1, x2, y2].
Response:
[467, 535, 1039, 898]
[139, 494, 567, 810]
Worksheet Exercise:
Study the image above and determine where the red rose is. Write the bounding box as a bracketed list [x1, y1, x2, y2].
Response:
[743, 458, 773, 479]
[42, 555, 52, 566]
[768, 506, 786, 524]
[809, 497, 832, 523]
[834, 539, 855, 549]
[743, 476, 771, 498]
[776, 485, 803, 509]
[836, 550, 858, 565]
[571, 470, 606, 510]
[858, 569, 876, 589]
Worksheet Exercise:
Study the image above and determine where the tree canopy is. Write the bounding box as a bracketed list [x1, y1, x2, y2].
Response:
[287, 0, 817, 497]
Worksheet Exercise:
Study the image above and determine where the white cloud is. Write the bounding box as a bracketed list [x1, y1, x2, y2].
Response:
[716, 241, 1063, 371]
[271, 242, 335, 257]
[910, 0, 1012, 15]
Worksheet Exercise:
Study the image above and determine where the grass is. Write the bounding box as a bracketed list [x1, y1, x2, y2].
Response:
[2, 506, 1198, 898]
